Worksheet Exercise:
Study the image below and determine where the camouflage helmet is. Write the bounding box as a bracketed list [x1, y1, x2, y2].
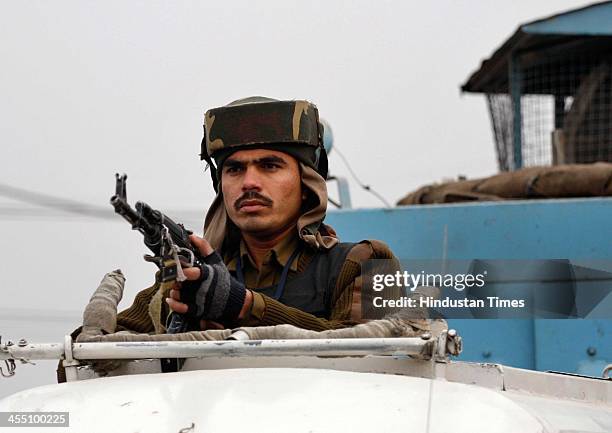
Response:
[200, 96, 328, 191]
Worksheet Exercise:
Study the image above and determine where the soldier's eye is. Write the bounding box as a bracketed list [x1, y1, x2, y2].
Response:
[262, 162, 280, 170]
[225, 165, 243, 174]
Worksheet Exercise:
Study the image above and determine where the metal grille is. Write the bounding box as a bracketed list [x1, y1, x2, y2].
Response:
[487, 50, 612, 170]
[486, 94, 514, 171]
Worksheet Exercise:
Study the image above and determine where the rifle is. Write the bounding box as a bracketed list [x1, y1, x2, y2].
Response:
[110, 173, 203, 337]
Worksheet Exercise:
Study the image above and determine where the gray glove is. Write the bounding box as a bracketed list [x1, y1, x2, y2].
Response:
[182, 252, 247, 325]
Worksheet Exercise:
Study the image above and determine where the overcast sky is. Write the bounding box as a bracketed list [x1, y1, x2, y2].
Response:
[0, 0, 595, 324]
[0, 0, 590, 211]
[0, 0, 600, 397]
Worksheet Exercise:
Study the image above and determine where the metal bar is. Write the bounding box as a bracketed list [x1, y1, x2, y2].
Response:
[509, 51, 523, 169]
[63, 335, 79, 382]
[555, 95, 566, 129]
[1, 338, 431, 361]
[335, 177, 352, 209]
[73, 338, 430, 359]
[0, 343, 64, 360]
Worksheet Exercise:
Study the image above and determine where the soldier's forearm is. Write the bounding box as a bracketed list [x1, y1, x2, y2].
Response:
[239, 292, 355, 331]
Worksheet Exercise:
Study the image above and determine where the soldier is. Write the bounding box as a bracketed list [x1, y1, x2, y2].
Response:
[116, 96, 401, 333]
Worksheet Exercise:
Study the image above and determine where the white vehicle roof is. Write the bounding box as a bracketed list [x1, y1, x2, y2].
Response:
[1, 335, 610, 432]
[0, 367, 590, 433]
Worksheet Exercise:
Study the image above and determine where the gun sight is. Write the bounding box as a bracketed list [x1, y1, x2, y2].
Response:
[110, 173, 156, 236]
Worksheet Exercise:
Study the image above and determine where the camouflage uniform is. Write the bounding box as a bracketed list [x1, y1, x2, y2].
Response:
[115, 97, 403, 333]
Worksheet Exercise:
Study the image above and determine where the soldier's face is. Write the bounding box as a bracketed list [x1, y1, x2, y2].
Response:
[221, 148, 303, 238]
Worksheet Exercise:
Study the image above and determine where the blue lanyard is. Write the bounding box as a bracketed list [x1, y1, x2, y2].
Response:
[235, 247, 302, 300]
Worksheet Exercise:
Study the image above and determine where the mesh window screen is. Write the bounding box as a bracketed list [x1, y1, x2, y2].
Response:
[487, 51, 612, 171]
[487, 94, 513, 171]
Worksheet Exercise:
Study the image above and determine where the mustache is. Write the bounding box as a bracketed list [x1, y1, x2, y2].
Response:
[234, 191, 274, 210]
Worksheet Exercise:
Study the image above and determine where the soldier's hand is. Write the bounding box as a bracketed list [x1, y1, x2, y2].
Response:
[166, 234, 212, 316]
[165, 234, 252, 326]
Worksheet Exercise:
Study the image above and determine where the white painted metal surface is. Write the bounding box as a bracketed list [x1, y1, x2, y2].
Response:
[1, 336, 611, 432]
[0, 337, 431, 361]
[1, 368, 548, 433]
